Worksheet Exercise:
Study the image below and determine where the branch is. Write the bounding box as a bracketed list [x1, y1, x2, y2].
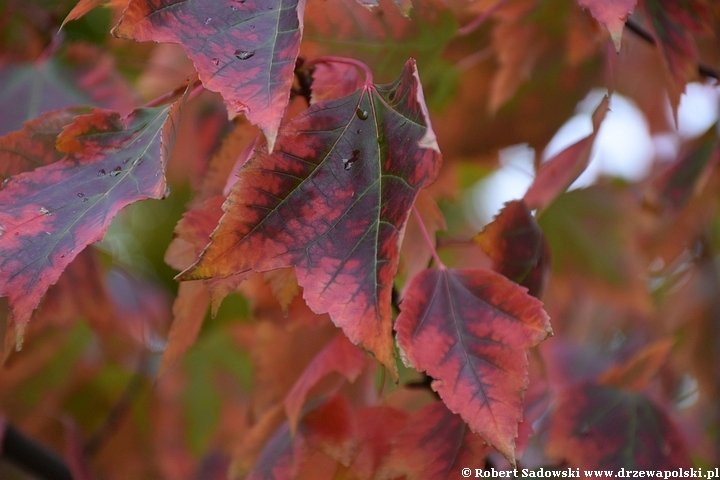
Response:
[1, 422, 72, 480]
[624, 18, 720, 80]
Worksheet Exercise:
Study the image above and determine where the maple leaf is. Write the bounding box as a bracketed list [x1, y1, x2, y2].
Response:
[0, 92, 186, 343]
[548, 383, 693, 469]
[577, 0, 637, 51]
[179, 58, 442, 375]
[523, 95, 609, 212]
[380, 401, 490, 480]
[395, 267, 552, 465]
[474, 200, 551, 298]
[113, 0, 306, 151]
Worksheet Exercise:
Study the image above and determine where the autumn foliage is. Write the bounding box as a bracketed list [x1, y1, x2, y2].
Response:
[0, 0, 719, 478]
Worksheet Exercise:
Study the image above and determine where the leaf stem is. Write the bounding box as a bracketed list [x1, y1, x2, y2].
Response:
[457, 0, 507, 36]
[143, 76, 204, 108]
[413, 206, 445, 269]
[304, 56, 374, 85]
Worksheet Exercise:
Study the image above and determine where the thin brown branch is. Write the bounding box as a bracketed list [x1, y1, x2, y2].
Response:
[1, 423, 72, 480]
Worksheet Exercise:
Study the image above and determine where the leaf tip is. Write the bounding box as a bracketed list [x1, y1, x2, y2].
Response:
[410, 61, 441, 155]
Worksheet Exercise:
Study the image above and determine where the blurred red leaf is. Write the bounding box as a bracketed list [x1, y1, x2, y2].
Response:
[0, 44, 136, 136]
[649, 127, 719, 210]
[577, 0, 637, 51]
[523, 95, 609, 212]
[395, 267, 552, 465]
[599, 339, 674, 391]
[380, 401, 490, 480]
[0, 92, 185, 340]
[489, 18, 546, 113]
[548, 383, 693, 469]
[161, 122, 258, 372]
[37, 247, 115, 334]
[344, 405, 409, 478]
[248, 395, 355, 479]
[113, 0, 305, 151]
[474, 200, 551, 298]
[158, 281, 210, 377]
[639, 0, 710, 117]
[285, 333, 366, 432]
[179, 59, 442, 375]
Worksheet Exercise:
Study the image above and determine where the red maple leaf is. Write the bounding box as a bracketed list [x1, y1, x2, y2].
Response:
[0, 92, 186, 342]
[179, 58, 442, 375]
[395, 267, 552, 465]
[113, 0, 306, 151]
[474, 200, 551, 298]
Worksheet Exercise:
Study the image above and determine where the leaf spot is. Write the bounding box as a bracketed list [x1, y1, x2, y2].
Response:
[342, 149, 361, 171]
[234, 50, 255, 60]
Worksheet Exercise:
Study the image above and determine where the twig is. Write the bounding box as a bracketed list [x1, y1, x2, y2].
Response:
[457, 0, 508, 36]
[143, 76, 205, 108]
[1, 423, 72, 480]
[413, 206, 445, 269]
